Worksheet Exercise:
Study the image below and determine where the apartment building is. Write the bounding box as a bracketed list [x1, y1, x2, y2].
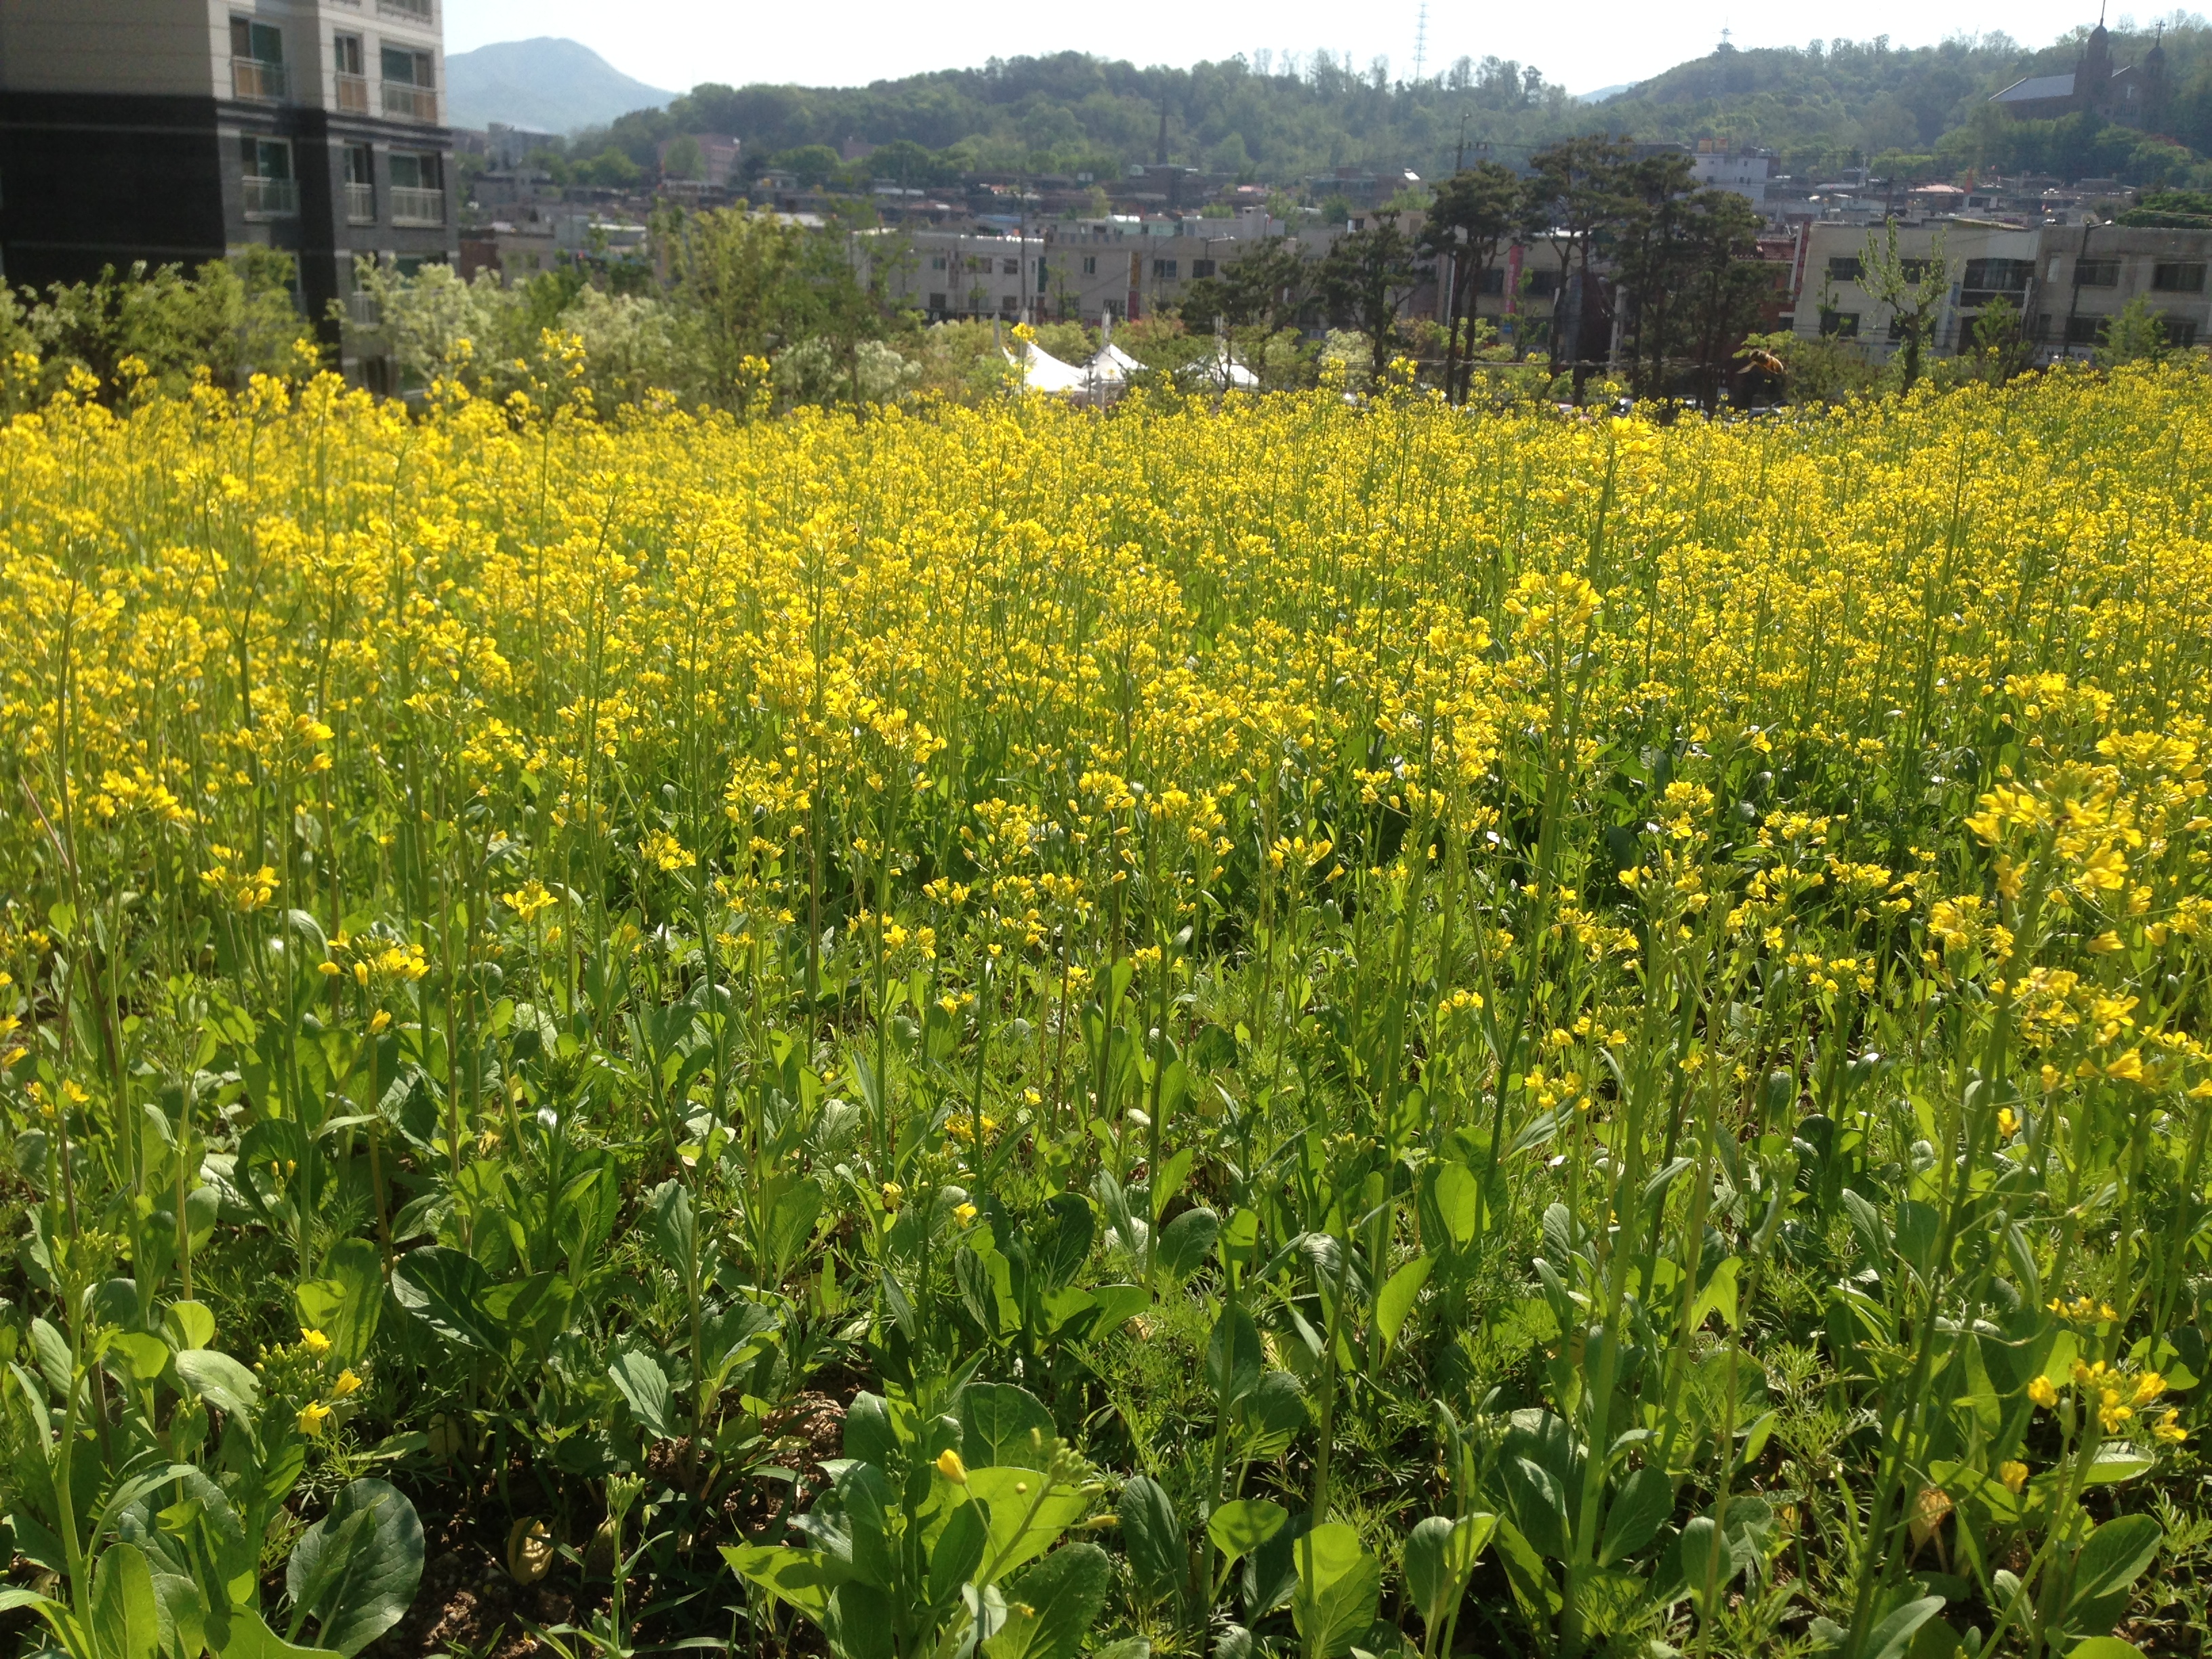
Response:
[1793, 220, 2211, 357]
[865, 209, 1288, 325]
[0, 0, 458, 350]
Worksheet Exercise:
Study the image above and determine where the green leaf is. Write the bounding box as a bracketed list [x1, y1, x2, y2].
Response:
[823, 1582, 895, 1659]
[112, 1332, 173, 1384]
[1289, 1523, 1380, 1659]
[1117, 1477, 1183, 1605]
[94, 1541, 164, 1659]
[211, 1607, 340, 1659]
[284, 1479, 424, 1657]
[173, 1351, 260, 1420]
[1500, 1456, 1572, 1561]
[1689, 1258, 1741, 1332]
[1375, 1256, 1433, 1354]
[1086, 1284, 1149, 1332]
[964, 1468, 1090, 1581]
[161, 1302, 217, 1354]
[960, 1382, 1054, 1469]
[1598, 1467, 1673, 1565]
[983, 1544, 1112, 1659]
[607, 1349, 676, 1441]
[926, 1499, 988, 1608]
[2066, 1640, 2146, 1659]
[2080, 1442, 2155, 1486]
[1432, 1164, 1481, 1250]
[644, 1179, 697, 1278]
[291, 1242, 383, 1367]
[1861, 1596, 1945, 1659]
[1205, 1305, 1263, 1408]
[723, 1544, 850, 1622]
[2068, 1514, 2161, 1610]
[1401, 1513, 1495, 1629]
[150, 1572, 206, 1659]
[1155, 1208, 1220, 1282]
[1033, 1194, 1094, 1293]
[1207, 1499, 1288, 1568]
[389, 1248, 499, 1352]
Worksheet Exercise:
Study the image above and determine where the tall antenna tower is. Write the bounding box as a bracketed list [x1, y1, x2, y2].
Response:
[1412, 0, 1429, 81]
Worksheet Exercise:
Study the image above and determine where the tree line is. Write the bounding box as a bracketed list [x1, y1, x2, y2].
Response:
[1179, 139, 1774, 409]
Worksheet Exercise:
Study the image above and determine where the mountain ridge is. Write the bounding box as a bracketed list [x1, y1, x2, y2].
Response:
[445, 37, 674, 134]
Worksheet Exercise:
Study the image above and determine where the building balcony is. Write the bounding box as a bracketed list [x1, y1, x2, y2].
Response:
[231, 58, 287, 102]
[377, 0, 434, 18]
[346, 291, 381, 326]
[381, 81, 438, 122]
[242, 177, 298, 217]
[335, 73, 370, 114]
[390, 186, 445, 226]
[346, 182, 377, 223]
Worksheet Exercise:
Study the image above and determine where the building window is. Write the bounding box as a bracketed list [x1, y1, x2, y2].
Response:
[1826, 256, 1861, 281]
[1961, 258, 2032, 292]
[2064, 314, 2106, 346]
[966, 256, 985, 272]
[344, 142, 375, 223]
[381, 45, 437, 121]
[1819, 308, 1859, 337]
[388, 150, 445, 224]
[2074, 260, 2120, 287]
[1000, 294, 1019, 314]
[1152, 258, 1176, 279]
[333, 33, 368, 112]
[1191, 259, 1216, 278]
[1898, 258, 1933, 283]
[928, 292, 947, 310]
[240, 136, 296, 216]
[2152, 262, 2206, 293]
[930, 254, 946, 270]
[1082, 255, 1097, 274]
[1000, 258, 1019, 275]
[230, 16, 286, 101]
[1478, 266, 1505, 295]
[1526, 269, 1559, 298]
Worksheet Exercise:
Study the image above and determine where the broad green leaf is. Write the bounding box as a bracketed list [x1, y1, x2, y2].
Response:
[2066, 1641, 2146, 1658]
[1402, 1513, 1494, 1629]
[284, 1479, 424, 1656]
[1117, 1477, 1183, 1604]
[926, 1499, 989, 1607]
[1208, 1499, 1287, 1567]
[607, 1349, 676, 1440]
[112, 1333, 173, 1384]
[173, 1351, 260, 1420]
[1432, 1164, 1480, 1250]
[1376, 1256, 1433, 1354]
[388, 1248, 499, 1352]
[1500, 1456, 1572, 1561]
[291, 1242, 383, 1366]
[150, 1571, 205, 1659]
[983, 1544, 1111, 1659]
[211, 1607, 339, 1659]
[644, 1179, 697, 1277]
[2068, 1514, 2161, 1610]
[961, 1382, 1055, 1469]
[1155, 1208, 1220, 1282]
[1205, 1305, 1263, 1408]
[1598, 1467, 1673, 1565]
[2081, 1442, 2155, 1486]
[964, 1468, 1090, 1581]
[1689, 1258, 1741, 1332]
[1289, 1523, 1380, 1659]
[823, 1582, 894, 1659]
[723, 1544, 850, 1620]
[94, 1541, 163, 1659]
[1861, 1596, 1945, 1659]
[162, 1303, 216, 1353]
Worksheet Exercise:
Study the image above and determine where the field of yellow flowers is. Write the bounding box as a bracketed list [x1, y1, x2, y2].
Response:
[2, 365, 2211, 1659]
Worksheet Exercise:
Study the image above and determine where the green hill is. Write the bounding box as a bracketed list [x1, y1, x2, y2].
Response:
[554, 24, 2212, 190]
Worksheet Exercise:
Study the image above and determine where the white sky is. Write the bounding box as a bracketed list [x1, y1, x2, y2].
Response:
[443, 0, 2135, 98]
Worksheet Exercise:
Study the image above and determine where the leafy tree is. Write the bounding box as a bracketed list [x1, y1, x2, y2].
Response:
[1525, 136, 1630, 396]
[1857, 218, 1949, 391]
[12, 249, 312, 397]
[1421, 160, 1522, 404]
[2094, 293, 2172, 367]
[1316, 212, 1429, 382]
[1172, 238, 1315, 333]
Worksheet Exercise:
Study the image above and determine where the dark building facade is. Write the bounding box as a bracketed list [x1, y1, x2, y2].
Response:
[0, 0, 457, 370]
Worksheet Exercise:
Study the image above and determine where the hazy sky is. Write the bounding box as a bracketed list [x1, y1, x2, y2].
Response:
[443, 0, 2131, 97]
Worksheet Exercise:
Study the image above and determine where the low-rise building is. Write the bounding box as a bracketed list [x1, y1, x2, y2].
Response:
[1790, 219, 2211, 356]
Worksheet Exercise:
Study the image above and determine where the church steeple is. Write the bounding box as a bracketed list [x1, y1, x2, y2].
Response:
[2079, 12, 2114, 107]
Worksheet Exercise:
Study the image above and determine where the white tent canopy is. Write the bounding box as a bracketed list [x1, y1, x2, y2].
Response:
[1187, 342, 1259, 390]
[1086, 342, 1145, 384]
[1006, 342, 1092, 396]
